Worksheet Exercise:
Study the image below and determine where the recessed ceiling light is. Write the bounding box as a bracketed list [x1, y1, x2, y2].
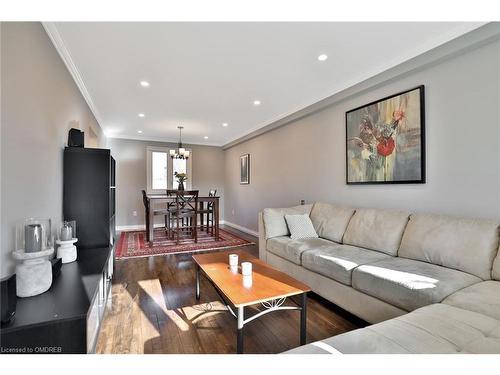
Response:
[138, 113, 145, 118]
[137, 130, 143, 134]
[140, 81, 150, 87]
[253, 100, 261, 106]
[204, 136, 209, 139]
[317, 54, 328, 62]
[222, 123, 228, 127]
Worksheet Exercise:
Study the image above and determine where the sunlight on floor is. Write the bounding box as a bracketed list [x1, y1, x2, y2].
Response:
[136, 279, 227, 332]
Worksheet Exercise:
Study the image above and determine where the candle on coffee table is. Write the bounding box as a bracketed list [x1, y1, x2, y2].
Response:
[229, 254, 238, 267]
[241, 262, 252, 276]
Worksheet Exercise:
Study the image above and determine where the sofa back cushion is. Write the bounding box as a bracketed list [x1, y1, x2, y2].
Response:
[343, 208, 410, 255]
[262, 204, 313, 239]
[309, 202, 355, 243]
[491, 245, 500, 280]
[399, 213, 499, 280]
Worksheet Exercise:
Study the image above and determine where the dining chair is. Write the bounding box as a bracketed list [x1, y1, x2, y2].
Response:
[142, 190, 171, 242]
[165, 189, 179, 239]
[170, 190, 199, 245]
[198, 189, 217, 235]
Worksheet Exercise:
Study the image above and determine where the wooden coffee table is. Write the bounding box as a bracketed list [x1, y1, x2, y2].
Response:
[192, 249, 311, 354]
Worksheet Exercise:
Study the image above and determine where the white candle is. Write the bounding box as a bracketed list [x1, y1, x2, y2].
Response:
[60, 224, 73, 241]
[243, 275, 253, 288]
[229, 254, 238, 267]
[241, 262, 252, 276]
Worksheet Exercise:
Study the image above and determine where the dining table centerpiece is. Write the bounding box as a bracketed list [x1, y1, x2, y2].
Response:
[174, 172, 187, 190]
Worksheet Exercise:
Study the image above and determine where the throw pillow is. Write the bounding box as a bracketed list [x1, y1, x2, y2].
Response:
[285, 214, 319, 240]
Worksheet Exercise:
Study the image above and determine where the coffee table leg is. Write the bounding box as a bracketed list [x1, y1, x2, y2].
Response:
[237, 306, 244, 354]
[195, 265, 200, 300]
[300, 292, 307, 345]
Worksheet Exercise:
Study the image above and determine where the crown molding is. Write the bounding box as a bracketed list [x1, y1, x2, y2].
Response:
[223, 22, 500, 150]
[42, 22, 104, 128]
[41, 22, 499, 150]
[107, 135, 222, 147]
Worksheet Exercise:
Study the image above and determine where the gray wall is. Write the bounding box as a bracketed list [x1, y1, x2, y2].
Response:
[224, 39, 500, 232]
[107, 138, 224, 228]
[1, 22, 106, 277]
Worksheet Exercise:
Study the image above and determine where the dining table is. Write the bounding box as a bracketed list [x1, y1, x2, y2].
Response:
[145, 193, 220, 245]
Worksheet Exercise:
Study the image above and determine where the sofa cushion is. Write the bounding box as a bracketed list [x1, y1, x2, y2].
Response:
[399, 213, 499, 280]
[302, 244, 390, 286]
[309, 202, 355, 243]
[352, 257, 481, 311]
[285, 304, 500, 354]
[442, 281, 500, 320]
[266, 236, 333, 265]
[342, 208, 410, 256]
[284, 214, 318, 240]
[493, 245, 500, 280]
[262, 204, 313, 239]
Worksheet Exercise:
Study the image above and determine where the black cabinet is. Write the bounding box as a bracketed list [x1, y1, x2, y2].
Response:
[63, 148, 116, 249]
[0, 247, 114, 353]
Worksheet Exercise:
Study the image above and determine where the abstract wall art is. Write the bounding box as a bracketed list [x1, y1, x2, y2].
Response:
[346, 86, 425, 184]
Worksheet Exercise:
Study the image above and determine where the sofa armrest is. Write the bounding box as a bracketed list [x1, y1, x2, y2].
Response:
[258, 211, 267, 262]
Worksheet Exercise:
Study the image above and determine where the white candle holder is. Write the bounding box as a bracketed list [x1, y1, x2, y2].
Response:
[12, 248, 54, 297]
[243, 275, 253, 288]
[241, 262, 252, 276]
[229, 254, 239, 267]
[56, 238, 78, 264]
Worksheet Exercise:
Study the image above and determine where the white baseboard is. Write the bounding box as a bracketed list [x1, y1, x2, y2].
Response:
[222, 221, 259, 237]
[116, 224, 148, 231]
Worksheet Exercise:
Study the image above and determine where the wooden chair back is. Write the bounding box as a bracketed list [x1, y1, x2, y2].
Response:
[208, 189, 217, 209]
[141, 190, 149, 210]
[175, 190, 199, 213]
[166, 189, 178, 209]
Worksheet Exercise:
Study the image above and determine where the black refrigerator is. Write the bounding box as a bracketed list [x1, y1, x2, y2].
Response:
[63, 147, 116, 249]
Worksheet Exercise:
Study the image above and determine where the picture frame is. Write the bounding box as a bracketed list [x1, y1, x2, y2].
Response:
[346, 85, 425, 185]
[240, 154, 250, 185]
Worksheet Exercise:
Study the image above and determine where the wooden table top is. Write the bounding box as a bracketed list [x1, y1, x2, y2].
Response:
[192, 250, 311, 307]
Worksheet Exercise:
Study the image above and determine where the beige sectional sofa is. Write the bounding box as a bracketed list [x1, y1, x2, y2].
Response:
[258, 202, 500, 353]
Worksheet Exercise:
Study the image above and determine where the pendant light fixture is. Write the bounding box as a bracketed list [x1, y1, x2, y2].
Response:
[170, 126, 190, 159]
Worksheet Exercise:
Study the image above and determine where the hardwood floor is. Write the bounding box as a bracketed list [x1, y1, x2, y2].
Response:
[95, 226, 363, 354]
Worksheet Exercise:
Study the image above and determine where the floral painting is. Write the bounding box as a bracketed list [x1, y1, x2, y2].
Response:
[346, 86, 425, 184]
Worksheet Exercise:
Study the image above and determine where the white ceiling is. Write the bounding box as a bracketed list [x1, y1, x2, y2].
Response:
[49, 22, 484, 146]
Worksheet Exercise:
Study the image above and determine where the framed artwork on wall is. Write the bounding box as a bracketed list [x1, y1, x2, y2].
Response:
[346, 85, 425, 184]
[240, 154, 250, 184]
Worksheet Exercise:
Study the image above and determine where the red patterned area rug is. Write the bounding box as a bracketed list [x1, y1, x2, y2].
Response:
[115, 228, 254, 259]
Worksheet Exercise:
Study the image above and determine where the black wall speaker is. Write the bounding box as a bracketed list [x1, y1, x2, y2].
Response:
[68, 128, 84, 148]
[1, 274, 16, 325]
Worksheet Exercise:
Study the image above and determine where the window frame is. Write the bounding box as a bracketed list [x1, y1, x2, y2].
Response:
[146, 146, 193, 194]
[146, 146, 169, 194]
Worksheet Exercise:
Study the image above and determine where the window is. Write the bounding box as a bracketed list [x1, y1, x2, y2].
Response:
[172, 158, 187, 189]
[146, 146, 192, 193]
[170, 149, 192, 189]
[146, 147, 168, 193]
[152, 151, 168, 190]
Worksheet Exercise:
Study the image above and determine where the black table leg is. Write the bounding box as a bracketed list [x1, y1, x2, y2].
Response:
[300, 292, 307, 345]
[237, 306, 244, 354]
[195, 265, 200, 300]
